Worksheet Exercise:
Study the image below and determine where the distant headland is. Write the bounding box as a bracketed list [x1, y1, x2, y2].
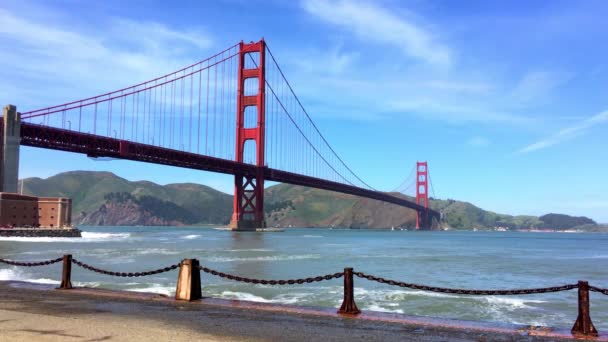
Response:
[19, 171, 607, 232]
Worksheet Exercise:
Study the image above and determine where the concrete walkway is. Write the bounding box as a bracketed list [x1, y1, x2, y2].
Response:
[0, 281, 603, 342]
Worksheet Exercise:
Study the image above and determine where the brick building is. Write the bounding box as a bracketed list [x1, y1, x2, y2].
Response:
[0, 192, 72, 228]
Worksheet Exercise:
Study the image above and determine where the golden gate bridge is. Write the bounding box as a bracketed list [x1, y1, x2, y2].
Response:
[0, 39, 440, 230]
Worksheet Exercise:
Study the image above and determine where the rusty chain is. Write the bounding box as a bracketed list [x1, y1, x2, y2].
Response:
[198, 265, 343, 285]
[72, 258, 179, 277]
[0, 257, 63, 267]
[354, 272, 578, 295]
[590, 285, 608, 295]
[1, 255, 603, 297]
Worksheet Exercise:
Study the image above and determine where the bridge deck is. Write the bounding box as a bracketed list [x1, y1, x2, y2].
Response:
[18, 122, 440, 219]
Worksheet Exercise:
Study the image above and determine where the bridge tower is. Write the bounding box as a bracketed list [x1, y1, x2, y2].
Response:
[0, 105, 20, 193]
[230, 40, 267, 230]
[415, 161, 429, 229]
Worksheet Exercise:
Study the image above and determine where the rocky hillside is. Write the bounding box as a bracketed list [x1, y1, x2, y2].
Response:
[22, 171, 232, 226]
[20, 171, 602, 230]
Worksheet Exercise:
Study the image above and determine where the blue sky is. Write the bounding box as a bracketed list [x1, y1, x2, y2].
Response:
[1, 0, 607, 221]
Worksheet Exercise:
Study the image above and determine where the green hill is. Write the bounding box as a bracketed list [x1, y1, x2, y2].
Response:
[19, 171, 602, 230]
[22, 171, 232, 225]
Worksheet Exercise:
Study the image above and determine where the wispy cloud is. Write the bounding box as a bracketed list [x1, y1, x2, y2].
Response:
[301, 0, 451, 66]
[518, 110, 608, 153]
[0, 8, 213, 109]
[387, 99, 532, 124]
[510, 70, 574, 105]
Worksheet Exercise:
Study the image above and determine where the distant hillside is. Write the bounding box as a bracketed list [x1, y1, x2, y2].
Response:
[22, 171, 232, 226]
[20, 171, 602, 230]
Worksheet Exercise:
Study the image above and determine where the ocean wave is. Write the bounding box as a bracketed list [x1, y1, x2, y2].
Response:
[181, 234, 201, 240]
[0, 267, 98, 288]
[0, 236, 82, 242]
[218, 291, 309, 305]
[132, 248, 181, 256]
[0, 231, 131, 243]
[301, 235, 323, 238]
[81, 232, 131, 239]
[365, 304, 404, 314]
[355, 287, 458, 300]
[128, 284, 174, 296]
[208, 254, 320, 262]
[484, 296, 547, 309]
[225, 248, 274, 252]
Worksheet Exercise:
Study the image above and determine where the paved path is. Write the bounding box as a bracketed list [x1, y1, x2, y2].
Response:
[0, 281, 600, 341]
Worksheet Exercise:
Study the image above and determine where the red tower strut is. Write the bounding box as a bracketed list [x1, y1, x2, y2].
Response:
[415, 161, 429, 229]
[230, 40, 267, 230]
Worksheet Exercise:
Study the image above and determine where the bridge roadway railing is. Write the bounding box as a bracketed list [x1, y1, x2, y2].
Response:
[18, 122, 440, 219]
[1, 255, 605, 337]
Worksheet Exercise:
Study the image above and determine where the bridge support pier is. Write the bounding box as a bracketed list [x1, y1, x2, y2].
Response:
[1, 104, 20, 193]
[230, 40, 267, 231]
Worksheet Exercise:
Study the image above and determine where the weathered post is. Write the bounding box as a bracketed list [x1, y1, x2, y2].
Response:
[338, 267, 360, 315]
[58, 254, 72, 289]
[175, 258, 202, 301]
[571, 280, 598, 336]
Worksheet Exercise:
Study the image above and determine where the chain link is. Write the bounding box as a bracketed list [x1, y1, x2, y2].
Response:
[590, 285, 608, 295]
[72, 258, 179, 277]
[198, 266, 343, 285]
[0, 257, 63, 267]
[354, 272, 578, 295]
[3, 255, 601, 297]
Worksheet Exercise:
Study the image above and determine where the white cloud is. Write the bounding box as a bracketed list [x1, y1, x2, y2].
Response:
[423, 80, 493, 94]
[388, 99, 532, 124]
[0, 8, 213, 110]
[518, 110, 608, 153]
[301, 0, 451, 66]
[510, 70, 574, 105]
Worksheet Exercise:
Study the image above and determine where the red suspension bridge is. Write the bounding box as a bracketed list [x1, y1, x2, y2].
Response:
[0, 39, 440, 230]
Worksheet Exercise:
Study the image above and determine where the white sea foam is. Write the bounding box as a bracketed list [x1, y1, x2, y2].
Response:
[208, 254, 320, 262]
[0, 231, 131, 243]
[81, 232, 131, 239]
[225, 248, 274, 252]
[301, 235, 323, 238]
[219, 291, 309, 305]
[133, 248, 181, 256]
[365, 304, 404, 314]
[181, 234, 201, 240]
[0, 267, 99, 287]
[220, 291, 272, 303]
[484, 296, 546, 309]
[128, 284, 174, 296]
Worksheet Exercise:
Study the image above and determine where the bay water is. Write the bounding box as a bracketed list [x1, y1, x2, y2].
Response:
[1, 226, 607, 330]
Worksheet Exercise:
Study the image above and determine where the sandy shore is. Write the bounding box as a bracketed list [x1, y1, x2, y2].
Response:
[0, 281, 603, 341]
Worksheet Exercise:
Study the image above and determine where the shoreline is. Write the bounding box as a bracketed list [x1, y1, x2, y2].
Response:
[0, 280, 603, 341]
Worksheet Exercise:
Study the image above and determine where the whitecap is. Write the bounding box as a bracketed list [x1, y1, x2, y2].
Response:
[208, 254, 320, 262]
[128, 284, 174, 296]
[365, 304, 404, 314]
[81, 232, 131, 239]
[181, 234, 201, 240]
[484, 296, 546, 309]
[133, 248, 181, 256]
[0, 231, 131, 243]
[218, 291, 308, 305]
[301, 235, 323, 238]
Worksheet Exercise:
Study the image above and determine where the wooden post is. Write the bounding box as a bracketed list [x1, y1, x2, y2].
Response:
[57, 254, 72, 289]
[175, 259, 202, 301]
[338, 267, 360, 315]
[571, 280, 598, 336]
